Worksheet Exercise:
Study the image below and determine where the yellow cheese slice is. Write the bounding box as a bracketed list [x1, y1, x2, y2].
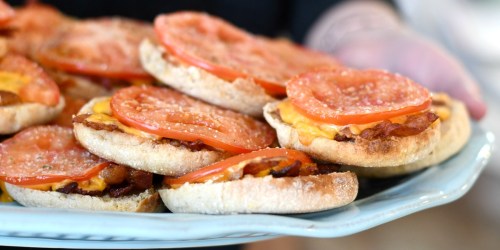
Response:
[0, 71, 31, 94]
[22, 176, 107, 192]
[0, 181, 13, 202]
[85, 98, 160, 140]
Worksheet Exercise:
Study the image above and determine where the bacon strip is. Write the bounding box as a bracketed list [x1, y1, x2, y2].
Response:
[360, 112, 438, 140]
[55, 164, 153, 198]
[0, 90, 21, 106]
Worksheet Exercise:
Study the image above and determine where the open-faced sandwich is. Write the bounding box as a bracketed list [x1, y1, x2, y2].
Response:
[140, 11, 339, 117]
[35, 13, 155, 100]
[1, 54, 64, 134]
[73, 85, 276, 177]
[264, 67, 441, 167]
[161, 148, 358, 214]
[0, 125, 163, 212]
[3, 2, 72, 59]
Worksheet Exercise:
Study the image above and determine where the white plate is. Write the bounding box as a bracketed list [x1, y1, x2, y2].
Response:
[0, 123, 494, 249]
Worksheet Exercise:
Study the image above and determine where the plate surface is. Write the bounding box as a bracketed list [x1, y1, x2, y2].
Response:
[0, 124, 494, 249]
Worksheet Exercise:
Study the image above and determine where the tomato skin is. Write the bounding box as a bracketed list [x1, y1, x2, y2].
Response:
[154, 12, 285, 96]
[110, 86, 275, 154]
[0, 54, 60, 106]
[5, 3, 70, 57]
[0, 0, 15, 26]
[37, 17, 154, 81]
[164, 148, 312, 186]
[0, 126, 109, 185]
[287, 67, 432, 125]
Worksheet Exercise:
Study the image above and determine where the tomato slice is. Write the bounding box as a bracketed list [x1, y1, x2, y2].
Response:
[38, 17, 154, 81]
[0, 0, 15, 26]
[0, 126, 109, 185]
[5, 3, 71, 57]
[164, 148, 312, 186]
[0, 54, 60, 106]
[110, 86, 276, 153]
[154, 12, 283, 95]
[287, 67, 432, 125]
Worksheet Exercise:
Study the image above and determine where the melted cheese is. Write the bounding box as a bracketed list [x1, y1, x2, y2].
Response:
[0, 71, 31, 94]
[431, 93, 452, 121]
[0, 181, 13, 202]
[278, 100, 411, 145]
[433, 106, 450, 121]
[85, 98, 160, 140]
[22, 176, 107, 192]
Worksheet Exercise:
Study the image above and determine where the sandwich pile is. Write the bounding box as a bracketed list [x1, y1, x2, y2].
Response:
[0, 1, 471, 214]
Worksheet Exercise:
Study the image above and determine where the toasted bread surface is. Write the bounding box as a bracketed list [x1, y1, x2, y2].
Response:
[0, 96, 65, 134]
[6, 184, 164, 212]
[160, 171, 358, 214]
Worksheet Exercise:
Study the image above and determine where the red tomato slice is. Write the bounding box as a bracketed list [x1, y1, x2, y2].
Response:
[155, 12, 291, 95]
[0, 0, 15, 26]
[287, 67, 432, 125]
[0, 54, 60, 106]
[164, 148, 312, 186]
[38, 17, 154, 80]
[110, 86, 276, 153]
[5, 3, 70, 57]
[0, 126, 109, 185]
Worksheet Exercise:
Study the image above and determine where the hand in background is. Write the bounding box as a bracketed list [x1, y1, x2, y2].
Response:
[306, 1, 487, 120]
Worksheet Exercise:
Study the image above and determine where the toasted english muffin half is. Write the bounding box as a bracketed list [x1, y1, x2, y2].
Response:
[73, 97, 232, 176]
[0, 96, 65, 134]
[6, 184, 163, 212]
[340, 98, 471, 177]
[160, 171, 358, 214]
[139, 39, 276, 117]
[263, 101, 441, 167]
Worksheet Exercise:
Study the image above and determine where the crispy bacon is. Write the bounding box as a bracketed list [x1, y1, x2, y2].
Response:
[270, 160, 301, 177]
[54, 164, 153, 197]
[73, 114, 123, 132]
[334, 128, 355, 142]
[243, 158, 281, 175]
[55, 182, 78, 194]
[241, 158, 339, 178]
[0, 90, 21, 106]
[333, 111, 439, 141]
[99, 163, 128, 185]
[108, 184, 134, 198]
[360, 112, 438, 139]
[128, 169, 153, 190]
